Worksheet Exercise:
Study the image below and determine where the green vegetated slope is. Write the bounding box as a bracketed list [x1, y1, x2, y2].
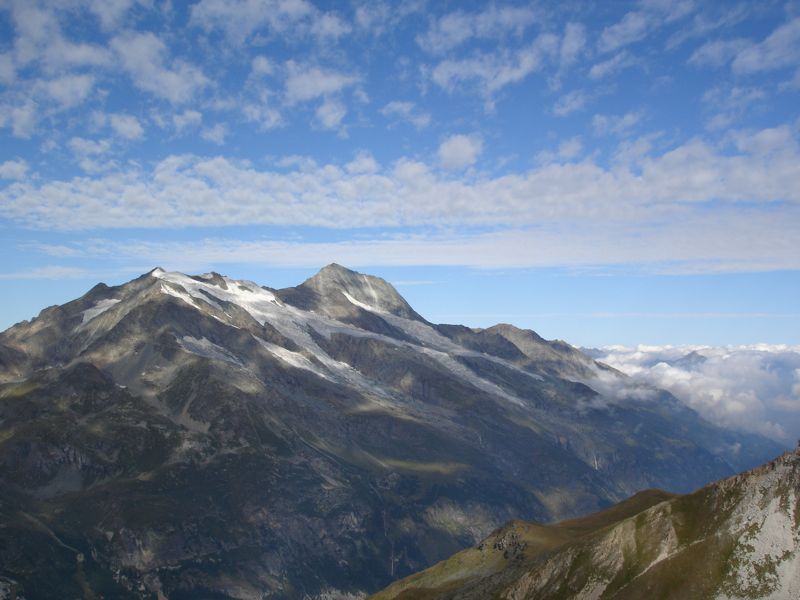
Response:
[372, 449, 800, 600]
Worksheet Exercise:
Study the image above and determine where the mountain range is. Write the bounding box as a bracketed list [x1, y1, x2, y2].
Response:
[0, 265, 783, 599]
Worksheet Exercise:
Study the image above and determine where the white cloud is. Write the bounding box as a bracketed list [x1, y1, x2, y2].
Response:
[190, 0, 314, 43]
[69, 137, 112, 156]
[251, 55, 274, 76]
[536, 137, 583, 163]
[7, 3, 111, 73]
[0, 53, 15, 84]
[667, 4, 750, 50]
[87, 0, 140, 29]
[173, 110, 203, 131]
[191, 0, 348, 45]
[309, 12, 351, 40]
[110, 113, 144, 140]
[201, 123, 227, 145]
[0, 159, 29, 180]
[560, 22, 586, 68]
[689, 38, 750, 67]
[2, 125, 800, 280]
[28, 207, 800, 276]
[35, 74, 95, 108]
[353, 0, 422, 35]
[589, 51, 635, 79]
[417, 5, 537, 54]
[284, 62, 358, 104]
[593, 344, 800, 443]
[315, 98, 347, 129]
[0, 265, 91, 280]
[345, 152, 379, 174]
[431, 33, 559, 96]
[553, 90, 587, 116]
[598, 11, 650, 53]
[380, 101, 431, 129]
[111, 32, 209, 104]
[242, 102, 282, 130]
[702, 85, 766, 131]
[438, 134, 483, 170]
[3, 102, 38, 138]
[598, 1, 696, 54]
[593, 111, 642, 136]
[732, 17, 800, 75]
[557, 137, 582, 159]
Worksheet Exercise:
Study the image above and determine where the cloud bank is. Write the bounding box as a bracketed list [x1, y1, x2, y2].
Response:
[592, 344, 800, 444]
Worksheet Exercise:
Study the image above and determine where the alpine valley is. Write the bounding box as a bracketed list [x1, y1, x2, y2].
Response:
[0, 265, 784, 599]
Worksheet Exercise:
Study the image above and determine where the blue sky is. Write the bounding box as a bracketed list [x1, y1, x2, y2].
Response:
[1, 0, 799, 347]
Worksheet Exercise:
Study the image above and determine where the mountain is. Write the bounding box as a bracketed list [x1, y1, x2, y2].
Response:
[0, 265, 782, 599]
[372, 447, 800, 600]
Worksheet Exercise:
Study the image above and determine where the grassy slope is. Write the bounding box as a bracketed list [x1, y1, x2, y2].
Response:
[371, 489, 676, 600]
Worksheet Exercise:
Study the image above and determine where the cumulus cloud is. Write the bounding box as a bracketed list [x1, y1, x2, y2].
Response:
[559, 22, 587, 68]
[592, 111, 642, 136]
[438, 134, 483, 169]
[315, 98, 347, 129]
[553, 90, 587, 116]
[2, 124, 800, 239]
[201, 123, 227, 145]
[732, 18, 800, 75]
[190, 0, 314, 43]
[191, 0, 350, 46]
[598, 0, 695, 53]
[589, 51, 635, 79]
[68, 137, 112, 156]
[431, 33, 559, 96]
[689, 38, 750, 67]
[416, 5, 537, 54]
[34, 74, 95, 109]
[593, 345, 800, 444]
[380, 101, 431, 129]
[0, 159, 29, 180]
[598, 12, 650, 53]
[109, 113, 144, 140]
[536, 137, 583, 163]
[173, 109, 203, 131]
[111, 32, 209, 104]
[284, 62, 358, 104]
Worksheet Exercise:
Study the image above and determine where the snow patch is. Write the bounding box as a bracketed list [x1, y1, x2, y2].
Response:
[178, 336, 242, 366]
[255, 338, 333, 381]
[342, 290, 385, 314]
[81, 298, 121, 323]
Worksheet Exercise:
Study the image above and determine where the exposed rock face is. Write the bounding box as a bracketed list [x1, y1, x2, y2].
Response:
[0, 265, 783, 599]
[372, 449, 800, 600]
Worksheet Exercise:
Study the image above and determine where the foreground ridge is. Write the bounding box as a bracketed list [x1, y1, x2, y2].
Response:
[372, 449, 800, 600]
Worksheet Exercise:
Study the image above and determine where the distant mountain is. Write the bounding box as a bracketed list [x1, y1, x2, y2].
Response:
[0, 266, 782, 599]
[372, 447, 800, 600]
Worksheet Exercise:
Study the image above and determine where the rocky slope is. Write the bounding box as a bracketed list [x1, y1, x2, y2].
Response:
[0, 265, 782, 599]
[372, 448, 800, 600]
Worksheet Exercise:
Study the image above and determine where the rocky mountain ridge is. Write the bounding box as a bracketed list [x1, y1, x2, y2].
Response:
[372, 447, 800, 600]
[0, 265, 783, 598]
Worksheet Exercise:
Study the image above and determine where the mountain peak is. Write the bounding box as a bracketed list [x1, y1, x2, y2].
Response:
[299, 263, 423, 320]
